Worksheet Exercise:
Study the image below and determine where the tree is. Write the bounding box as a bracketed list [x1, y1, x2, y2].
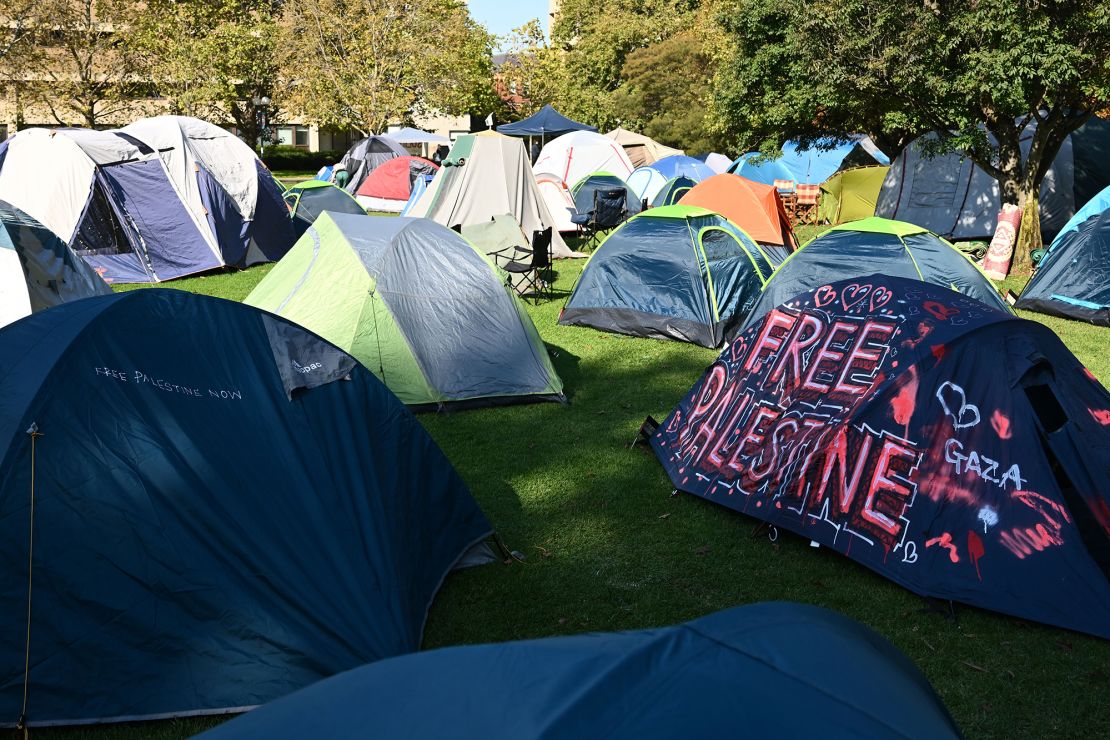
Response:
[20, 0, 146, 127]
[130, 0, 282, 147]
[610, 31, 724, 152]
[281, 0, 494, 135]
[496, 20, 569, 120]
[711, 0, 1110, 267]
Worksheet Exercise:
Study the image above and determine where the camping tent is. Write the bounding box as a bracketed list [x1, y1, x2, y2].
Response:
[284, 180, 366, 238]
[559, 205, 775, 347]
[534, 131, 635, 196]
[354, 155, 438, 211]
[246, 212, 564, 409]
[740, 217, 1008, 333]
[678, 174, 797, 261]
[571, 172, 641, 216]
[386, 127, 450, 146]
[0, 199, 110, 328]
[0, 117, 296, 283]
[197, 602, 961, 740]
[695, 152, 733, 174]
[875, 118, 1110, 241]
[407, 133, 579, 258]
[0, 288, 493, 727]
[651, 176, 697, 207]
[497, 104, 596, 138]
[337, 135, 408, 193]
[819, 166, 890, 224]
[604, 127, 683, 167]
[729, 137, 889, 186]
[652, 275, 1110, 640]
[536, 171, 577, 232]
[1016, 185, 1110, 324]
[627, 156, 716, 204]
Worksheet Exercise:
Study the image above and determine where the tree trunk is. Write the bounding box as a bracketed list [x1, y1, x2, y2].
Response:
[1013, 186, 1041, 275]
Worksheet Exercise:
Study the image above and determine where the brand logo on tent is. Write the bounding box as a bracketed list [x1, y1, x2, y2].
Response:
[292, 359, 323, 374]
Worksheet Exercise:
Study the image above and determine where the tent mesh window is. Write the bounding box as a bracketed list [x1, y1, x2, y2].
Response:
[699, 227, 745, 262]
[72, 182, 132, 256]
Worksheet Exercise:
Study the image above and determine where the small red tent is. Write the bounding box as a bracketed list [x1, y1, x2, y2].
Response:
[355, 156, 438, 212]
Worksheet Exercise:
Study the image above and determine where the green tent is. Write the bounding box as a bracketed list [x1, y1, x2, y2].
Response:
[819, 165, 890, 224]
[283, 180, 366, 238]
[245, 212, 564, 409]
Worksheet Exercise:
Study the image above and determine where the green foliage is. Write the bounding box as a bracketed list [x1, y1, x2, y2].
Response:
[260, 147, 344, 173]
[610, 31, 722, 152]
[280, 0, 495, 134]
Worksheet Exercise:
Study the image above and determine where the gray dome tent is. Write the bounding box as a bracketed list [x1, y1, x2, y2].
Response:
[338, 135, 408, 193]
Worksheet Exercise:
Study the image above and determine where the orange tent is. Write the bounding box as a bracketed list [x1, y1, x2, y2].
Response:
[678, 174, 797, 248]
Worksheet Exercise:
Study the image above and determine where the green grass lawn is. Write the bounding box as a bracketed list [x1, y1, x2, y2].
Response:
[43, 231, 1110, 739]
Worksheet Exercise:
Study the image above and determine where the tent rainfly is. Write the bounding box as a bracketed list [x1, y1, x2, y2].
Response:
[604, 127, 683, 168]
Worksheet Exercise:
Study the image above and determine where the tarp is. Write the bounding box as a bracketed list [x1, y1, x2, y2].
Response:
[534, 131, 635, 195]
[604, 127, 683, 167]
[819, 166, 890, 224]
[497, 104, 596, 137]
[354, 156, 438, 212]
[678, 174, 797, 254]
[0, 199, 110, 328]
[740, 217, 1008, 334]
[1017, 191, 1110, 325]
[875, 118, 1110, 241]
[245, 212, 564, 409]
[560, 205, 775, 347]
[729, 137, 889, 186]
[408, 133, 579, 258]
[198, 602, 961, 740]
[653, 275, 1110, 640]
[0, 289, 493, 726]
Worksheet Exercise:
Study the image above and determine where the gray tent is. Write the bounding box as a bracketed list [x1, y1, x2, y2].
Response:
[0, 199, 110, 328]
[407, 133, 581, 258]
[876, 118, 1110, 241]
[338, 135, 408, 193]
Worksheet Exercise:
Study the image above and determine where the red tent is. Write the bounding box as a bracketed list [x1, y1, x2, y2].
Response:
[355, 156, 438, 211]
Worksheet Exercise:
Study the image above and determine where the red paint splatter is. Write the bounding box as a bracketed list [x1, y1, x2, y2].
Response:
[991, 409, 1012, 439]
[926, 532, 959, 563]
[924, 301, 960, 322]
[890, 366, 919, 427]
[1083, 367, 1099, 382]
[1090, 408, 1110, 425]
[967, 530, 985, 580]
[931, 344, 947, 362]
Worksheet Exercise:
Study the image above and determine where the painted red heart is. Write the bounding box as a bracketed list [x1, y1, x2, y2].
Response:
[870, 286, 893, 311]
[923, 301, 960, 322]
[841, 283, 871, 311]
[813, 285, 836, 308]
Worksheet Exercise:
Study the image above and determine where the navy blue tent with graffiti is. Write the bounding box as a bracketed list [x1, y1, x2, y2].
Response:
[1017, 185, 1110, 325]
[652, 276, 1110, 639]
[0, 290, 493, 727]
[199, 602, 961, 740]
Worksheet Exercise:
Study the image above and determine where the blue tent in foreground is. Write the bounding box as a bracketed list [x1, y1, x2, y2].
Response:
[1017, 185, 1110, 325]
[0, 290, 493, 727]
[199, 602, 961, 740]
[497, 104, 596, 137]
[654, 276, 1110, 640]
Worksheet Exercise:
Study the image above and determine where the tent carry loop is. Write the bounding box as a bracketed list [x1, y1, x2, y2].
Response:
[17, 422, 42, 737]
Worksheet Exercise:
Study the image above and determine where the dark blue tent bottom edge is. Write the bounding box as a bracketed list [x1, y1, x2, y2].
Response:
[409, 393, 567, 414]
[559, 307, 722, 348]
[1014, 296, 1110, 327]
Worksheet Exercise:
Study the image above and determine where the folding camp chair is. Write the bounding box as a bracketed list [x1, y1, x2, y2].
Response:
[491, 227, 554, 304]
[570, 188, 628, 250]
[794, 184, 821, 225]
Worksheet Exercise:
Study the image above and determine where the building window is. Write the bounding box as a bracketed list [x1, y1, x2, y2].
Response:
[276, 126, 293, 146]
[294, 127, 309, 148]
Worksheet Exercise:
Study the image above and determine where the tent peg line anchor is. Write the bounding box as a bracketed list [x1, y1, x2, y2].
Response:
[750, 521, 779, 543]
[629, 416, 659, 449]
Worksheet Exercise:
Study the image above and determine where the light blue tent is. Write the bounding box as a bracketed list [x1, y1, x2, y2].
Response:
[729, 137, 890, 186]
[627, 155, 717, 203]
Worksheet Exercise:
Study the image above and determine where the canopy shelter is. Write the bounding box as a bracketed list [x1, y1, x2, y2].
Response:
[1017, 184, 1110, 324]
[246, 213, 564, 410]
[0, 289, 492, 727]
[876, 118, 1110, 242]
[604, 127, 683, 167]
[560, 205, 775, 348]
[0, 199, 110, 328]
[0, 116, 295, 283]
[654, 275, 1110, 640]
[729, 137, 889, 186]
[199, 602, 961, 740]
[407, 133, 580, 258]
[497, 104, 596, 139]
[739, 216, 1008, 334]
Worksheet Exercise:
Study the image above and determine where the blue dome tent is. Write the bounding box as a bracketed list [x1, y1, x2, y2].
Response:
[199, 602, 961, 740]
[0, 290, 493, 727]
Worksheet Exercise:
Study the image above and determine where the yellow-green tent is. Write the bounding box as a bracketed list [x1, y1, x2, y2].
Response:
[819, 166, 890, 224]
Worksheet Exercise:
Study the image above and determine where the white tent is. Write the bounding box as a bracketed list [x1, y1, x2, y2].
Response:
[536, 171, 577, 233]
[534, 131, 635, 192]
[408, 132, 582, 258]
[388, 127, 451, 145]
[0, 199, 110, 328]
[0, 116, 294, 283]
[701, 153, 732, 174]
[605, 128, 683, 168]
